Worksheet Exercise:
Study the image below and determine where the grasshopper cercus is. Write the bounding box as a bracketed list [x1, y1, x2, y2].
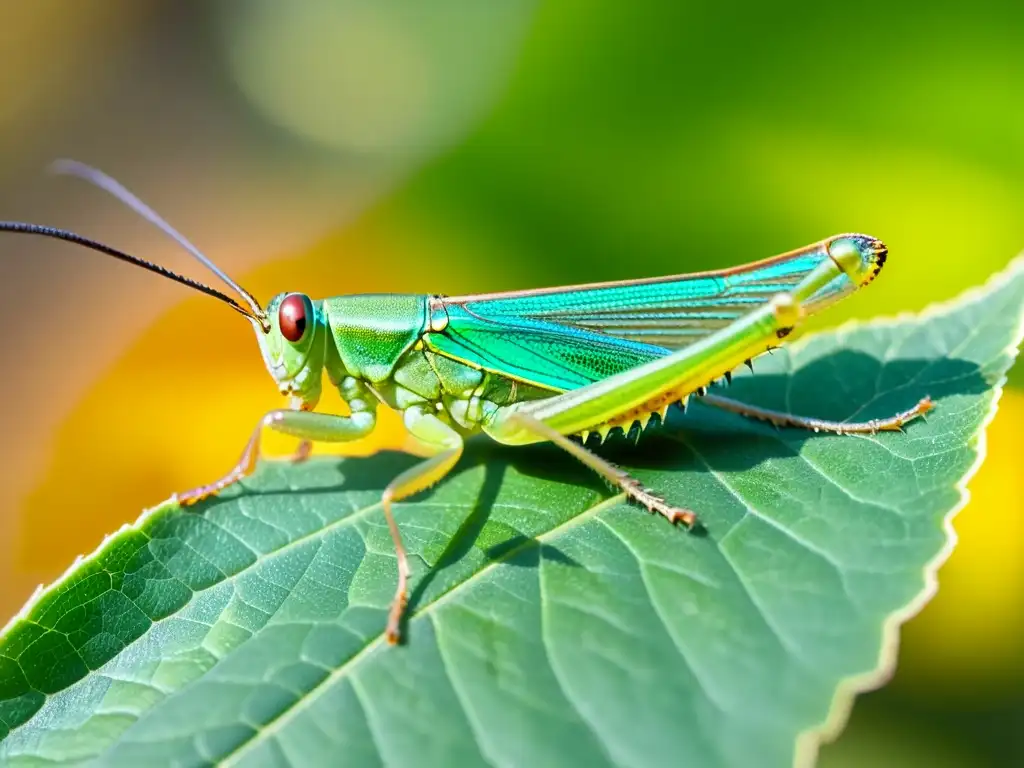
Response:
[1, 161, 931, 643]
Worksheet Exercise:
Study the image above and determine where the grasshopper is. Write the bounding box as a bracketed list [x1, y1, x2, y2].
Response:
[2, 161, 931, 643]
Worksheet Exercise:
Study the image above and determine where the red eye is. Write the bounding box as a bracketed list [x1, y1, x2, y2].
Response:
[279, 294, 307, 342]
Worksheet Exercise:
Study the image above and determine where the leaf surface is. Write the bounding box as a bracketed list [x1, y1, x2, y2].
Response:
[2, 258, 1022, 767]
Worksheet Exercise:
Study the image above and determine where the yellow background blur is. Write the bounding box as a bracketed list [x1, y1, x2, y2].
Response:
[0, 2, 1021, 765]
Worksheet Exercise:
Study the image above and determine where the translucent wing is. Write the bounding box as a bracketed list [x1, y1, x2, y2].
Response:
[444, 246, 830, 349]
[425, 238, 868, 392]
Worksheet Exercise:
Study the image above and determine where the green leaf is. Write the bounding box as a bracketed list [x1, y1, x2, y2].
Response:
[2, 258, 1023, 768]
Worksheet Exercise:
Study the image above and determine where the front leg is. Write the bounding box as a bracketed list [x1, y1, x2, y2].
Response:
[177, 377, 377, 505]
[288, 396, 317, 465]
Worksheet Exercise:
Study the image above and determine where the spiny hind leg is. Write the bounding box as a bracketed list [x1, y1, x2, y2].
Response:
[383, 406, 464, 644]
[490, 293, 804, 442]
[484, 294, 805, 528]
[698, 392, 934, 434]
[503, 412, 698, 528]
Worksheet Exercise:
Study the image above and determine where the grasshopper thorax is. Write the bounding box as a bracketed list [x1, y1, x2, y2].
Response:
[256, 292, 326, 406]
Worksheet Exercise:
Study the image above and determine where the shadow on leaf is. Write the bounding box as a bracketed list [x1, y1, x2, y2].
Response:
[176, 349, 988, 641]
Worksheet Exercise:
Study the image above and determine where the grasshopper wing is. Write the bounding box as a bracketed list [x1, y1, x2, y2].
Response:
[424, 244, 835, 390]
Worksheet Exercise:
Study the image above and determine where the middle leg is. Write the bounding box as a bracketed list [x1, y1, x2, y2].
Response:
[380, 405, 465, 644]
[508, 413, 697, 527]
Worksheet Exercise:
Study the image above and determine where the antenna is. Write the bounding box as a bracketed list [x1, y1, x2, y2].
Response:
[50, 159, 266, 324]
[0, 221, 267, 328]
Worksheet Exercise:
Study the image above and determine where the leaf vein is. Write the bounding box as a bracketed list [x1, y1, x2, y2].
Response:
[429, 614, 501, 768]
[218, 493, 625, 765]
[595, 515, 731, 723]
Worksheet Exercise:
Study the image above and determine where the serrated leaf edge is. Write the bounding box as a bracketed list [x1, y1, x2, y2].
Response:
[794, 253, 1024, 768]
[3, 257, 1022, 768]
[0, 498, 177, 637]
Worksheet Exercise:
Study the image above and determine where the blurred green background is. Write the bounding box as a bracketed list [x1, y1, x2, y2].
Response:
[0, 1, 1021, 765]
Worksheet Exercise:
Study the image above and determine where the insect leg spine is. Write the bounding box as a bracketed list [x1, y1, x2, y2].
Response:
[573, 352, 767, 444]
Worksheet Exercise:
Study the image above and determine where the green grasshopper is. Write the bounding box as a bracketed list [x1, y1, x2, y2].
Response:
[2, 161, 931, 644]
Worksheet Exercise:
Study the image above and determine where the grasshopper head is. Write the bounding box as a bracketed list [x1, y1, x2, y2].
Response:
[0, 162, 330, 409]
[255, 292, 326, 406]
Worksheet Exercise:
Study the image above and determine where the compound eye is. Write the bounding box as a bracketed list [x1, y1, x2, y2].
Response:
[279, 294, 308, 343]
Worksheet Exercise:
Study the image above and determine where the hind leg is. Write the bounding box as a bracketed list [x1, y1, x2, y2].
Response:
[698, 392, 933, 434]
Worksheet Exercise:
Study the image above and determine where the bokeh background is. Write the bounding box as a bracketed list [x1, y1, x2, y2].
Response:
[0, 1, 1021, 764]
